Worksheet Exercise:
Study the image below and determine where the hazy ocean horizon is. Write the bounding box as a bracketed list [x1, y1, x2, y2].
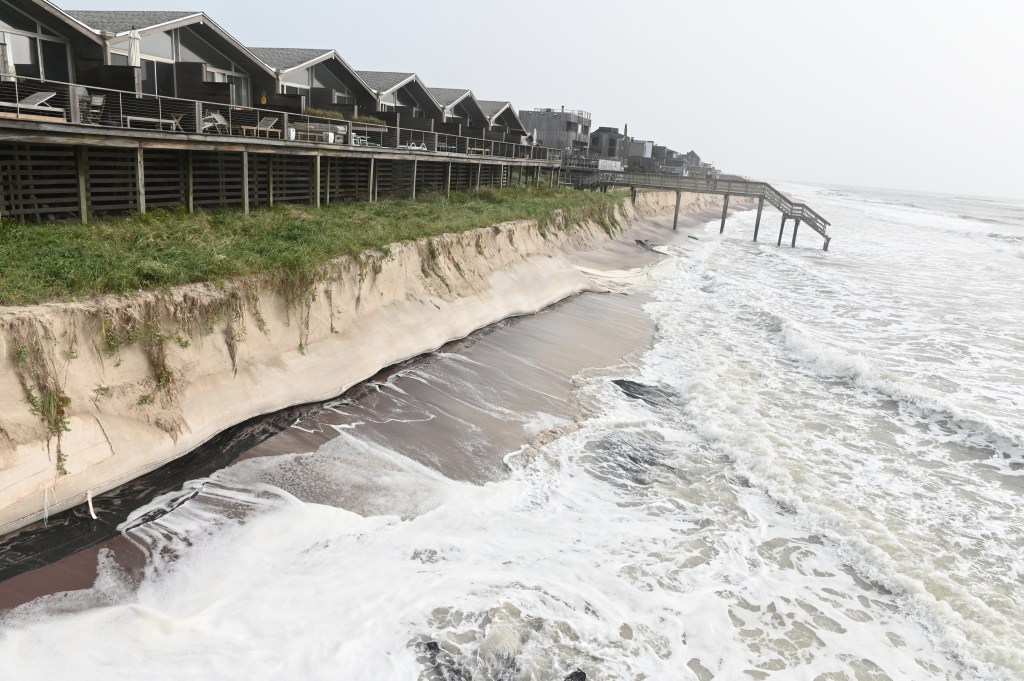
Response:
[2, 184, 1022, 680]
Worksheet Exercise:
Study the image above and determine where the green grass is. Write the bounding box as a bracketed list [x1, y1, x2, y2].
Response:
[0, 186, 625, 306]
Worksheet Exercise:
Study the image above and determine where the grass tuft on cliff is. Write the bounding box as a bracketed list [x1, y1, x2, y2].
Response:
[0, 186, 625, 306]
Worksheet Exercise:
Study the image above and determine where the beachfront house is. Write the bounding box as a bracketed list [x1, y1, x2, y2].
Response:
[478, 100, 527, 143]
[426, 87, 488, 131]
[62, 9, 276, 107]
[518, 107, 591, 156]
[589, 126, 631, 161]
[248, 47, 375, 118]
[354, 70, 444, 128]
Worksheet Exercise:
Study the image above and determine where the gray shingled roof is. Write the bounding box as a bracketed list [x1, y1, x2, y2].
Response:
[427, 87, 472, 108]
[67, 10, 201, 34]
[478, 100, 511, 118]
[249, 47, 333, 71]
[355, 71, 415, 95]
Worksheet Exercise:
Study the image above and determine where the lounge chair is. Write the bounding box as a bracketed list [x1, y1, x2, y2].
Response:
[0, 90, 65, 119]
[241, 116, 280, 138]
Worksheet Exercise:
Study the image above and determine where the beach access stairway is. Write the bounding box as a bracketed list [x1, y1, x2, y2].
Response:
[589, 171, 835, 250]
[596, 171, 830, 241]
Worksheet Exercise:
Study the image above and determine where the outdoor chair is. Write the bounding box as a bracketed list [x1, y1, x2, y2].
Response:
[80, 94, 105, 124]
[241, 116, 280, 138]
[201, 111, 229, 134]
[0, 90, 65, 119]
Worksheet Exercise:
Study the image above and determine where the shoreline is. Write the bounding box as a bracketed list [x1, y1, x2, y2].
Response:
[0, 200, 732, 608]
[0, 190, 726, 538]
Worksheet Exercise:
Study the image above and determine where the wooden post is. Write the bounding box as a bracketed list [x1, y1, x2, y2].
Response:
[135, 147, 146, 214]
[719, 193, 730, 233]
[268, 156, 274, 207]
[75, 146, 88, 224]
[186, 150, 194, 213]
[313, 154, 321, 207]
[823, 236, 831, 252]
[445, 162, 452, 198]
[672, 190, 681, 231]
[777, 216, 787, 246]
[476, 162, 481, 190]
[791, 218, 801, 247]
[324, 157, 331, 206]
[242, 150, 249, 214]
[752, 196, 764, 241]
[411, 159, 417, 200]
[372, 156, 380, 201]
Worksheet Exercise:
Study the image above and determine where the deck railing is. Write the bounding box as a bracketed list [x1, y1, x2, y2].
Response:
[0, 75, 563, 162]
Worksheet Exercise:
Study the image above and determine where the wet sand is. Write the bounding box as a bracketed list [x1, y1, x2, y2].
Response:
[0, 203, 734, 612]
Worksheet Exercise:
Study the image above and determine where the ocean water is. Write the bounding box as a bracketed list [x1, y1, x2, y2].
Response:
[2, 185, 1023, 680]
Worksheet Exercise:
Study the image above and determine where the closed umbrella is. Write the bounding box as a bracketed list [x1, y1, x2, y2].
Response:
[127, 28, 141, 68]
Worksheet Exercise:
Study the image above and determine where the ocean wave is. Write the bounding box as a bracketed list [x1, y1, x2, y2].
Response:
[777, 322, 1024, 460]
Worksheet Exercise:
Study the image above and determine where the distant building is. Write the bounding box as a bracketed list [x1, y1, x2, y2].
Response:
[518, 108, 590, 155]
[589, 126, 631, 160]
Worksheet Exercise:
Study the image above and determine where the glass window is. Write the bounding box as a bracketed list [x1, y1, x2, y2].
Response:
[178, 27, 232, 70]
[9, 33, 38, 78]
[312, 63, 346, 91]
[284, 67, 310, 88]
[140, 59, 156, 95]
[0, 2, 36, 32]
[40, 39, 67, 82]
[228, 74, 249, 106]
[140, 31, 173, 60]
[156, 61, 174, 96]
[110, 52, 128, 66]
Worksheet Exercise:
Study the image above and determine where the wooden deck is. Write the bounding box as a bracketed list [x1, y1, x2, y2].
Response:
[0, 118, 559, 222]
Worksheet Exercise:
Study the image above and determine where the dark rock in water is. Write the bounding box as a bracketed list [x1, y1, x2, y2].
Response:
[612, 379, 677, 409]
[422, 641, 473, 681]
[565, 670, 587, 681]
[635, 238, 657, 251]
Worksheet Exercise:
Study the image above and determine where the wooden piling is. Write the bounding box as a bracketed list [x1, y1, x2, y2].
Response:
[672, 190, 682, 231]
[777, 216, 787, 246]
[313, 154, 321, 207]
[75, 146, 88, 224]
[719, 193, 730, 233]
[752, 196, 764, 241]
[791, 218, 801, 247]
[242, 150, 249, 214]
[135, 147, 146, 214]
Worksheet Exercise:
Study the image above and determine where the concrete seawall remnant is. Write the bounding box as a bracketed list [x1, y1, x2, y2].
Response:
[0, 191, 722, 534]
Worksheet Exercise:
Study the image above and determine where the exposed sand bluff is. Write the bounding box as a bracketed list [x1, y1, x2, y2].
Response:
[0, 191, 723, 535]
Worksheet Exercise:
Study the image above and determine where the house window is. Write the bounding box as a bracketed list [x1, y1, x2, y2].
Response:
[311, 63, 354, 105]
[205, 68, 250, 106]
[0, 0, 70, 81]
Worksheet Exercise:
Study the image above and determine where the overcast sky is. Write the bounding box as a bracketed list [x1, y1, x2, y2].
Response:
[70, 0, 1023, 198]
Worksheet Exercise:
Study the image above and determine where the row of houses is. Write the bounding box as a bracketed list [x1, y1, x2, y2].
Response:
[519, 108, 715, 176]
[0, 0, 528, 139]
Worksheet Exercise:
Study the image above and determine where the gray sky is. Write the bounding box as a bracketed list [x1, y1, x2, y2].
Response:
[71, 0, 1023, 198]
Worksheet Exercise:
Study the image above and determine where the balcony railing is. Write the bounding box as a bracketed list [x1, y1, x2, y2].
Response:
[0, 75, 564, 163]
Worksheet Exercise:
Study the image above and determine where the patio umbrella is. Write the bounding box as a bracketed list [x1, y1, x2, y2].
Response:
[127, 28, 141, 68]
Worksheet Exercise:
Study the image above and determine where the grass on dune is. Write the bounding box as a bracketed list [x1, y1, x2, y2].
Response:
[0, 186, 625, 306]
